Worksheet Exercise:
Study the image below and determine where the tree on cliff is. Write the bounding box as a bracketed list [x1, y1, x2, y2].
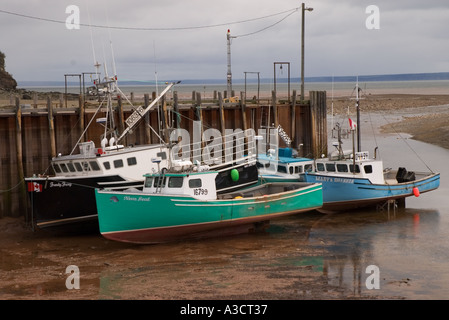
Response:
[0, 50, 18, 90]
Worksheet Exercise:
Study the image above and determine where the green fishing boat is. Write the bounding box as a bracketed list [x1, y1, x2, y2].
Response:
[95, 165, 323, 244]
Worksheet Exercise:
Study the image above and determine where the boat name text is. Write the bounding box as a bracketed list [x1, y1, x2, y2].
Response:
[49, 181, 73, 188]
[124, 196, 150, 202]
[315, 176, 354, 184]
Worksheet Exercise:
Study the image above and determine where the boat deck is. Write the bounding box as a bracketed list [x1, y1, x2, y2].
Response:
[218, 182, 316, 199]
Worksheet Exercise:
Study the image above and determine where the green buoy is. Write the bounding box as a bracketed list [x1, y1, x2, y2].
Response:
[230, 169, 239, 181]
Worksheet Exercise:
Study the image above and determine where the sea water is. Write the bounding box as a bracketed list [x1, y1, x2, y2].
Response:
[20, 79, 449, 98]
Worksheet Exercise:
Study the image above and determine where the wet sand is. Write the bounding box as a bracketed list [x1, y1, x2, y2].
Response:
[1, 93, 449, 301]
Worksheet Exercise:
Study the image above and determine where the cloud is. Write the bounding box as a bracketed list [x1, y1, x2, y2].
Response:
[0, 0, 448, 84]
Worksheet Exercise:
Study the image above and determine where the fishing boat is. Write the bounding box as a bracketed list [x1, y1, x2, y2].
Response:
[256, 85, 440, 213]
[24, 77, 173, 230]
[95, 159, 323, 244]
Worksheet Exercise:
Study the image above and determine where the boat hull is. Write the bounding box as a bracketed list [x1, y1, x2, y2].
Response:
[302, 172, 440, 212]
[25, 162, 259, 231]
[95, 183, 323, 244]
[25, 174, 141, 230]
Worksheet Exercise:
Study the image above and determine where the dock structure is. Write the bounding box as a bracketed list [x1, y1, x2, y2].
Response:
[0, 89, 327, 218]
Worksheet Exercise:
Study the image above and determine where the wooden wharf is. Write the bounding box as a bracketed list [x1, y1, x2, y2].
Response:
[0, 89, 327, 218]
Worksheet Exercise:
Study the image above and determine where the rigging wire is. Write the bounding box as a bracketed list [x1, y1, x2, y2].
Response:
[0, 7, 300, 32]
[380, 113, 434, 173]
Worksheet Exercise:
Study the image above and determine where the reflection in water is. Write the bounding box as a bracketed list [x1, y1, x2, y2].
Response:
[309, 208, 442, 298]
[96, 207, 445, 299]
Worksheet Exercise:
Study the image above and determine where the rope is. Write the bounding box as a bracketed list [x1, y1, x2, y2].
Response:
[0, 180, 24, 193]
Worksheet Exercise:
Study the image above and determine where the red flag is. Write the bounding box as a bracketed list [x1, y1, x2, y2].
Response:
[27, 182, 43, 192]
[349, 118, 357, 130]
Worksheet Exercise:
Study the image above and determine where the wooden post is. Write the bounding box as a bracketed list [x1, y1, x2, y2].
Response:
[240, 91, 247, 132]
[271, 90, 278, 127]
[161, 95, 170, 143]
[79, 95, 85, 143]
[47, 97, 56, 158]
[291, 90, 297, 147]
[117, 96, 125, 144]
[218, 92, 226, 138]
[33, 92, 38, 109]
[173, 91, 180, 128]
[144, 94, 152, 144]
[195, 91, 202, 123]
[309, 91, 327, 158]
[15, 97, 26, 217]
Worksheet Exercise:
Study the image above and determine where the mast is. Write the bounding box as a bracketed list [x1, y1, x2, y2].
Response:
[355, 79, 361, 152]
[115, 81, 180, 144]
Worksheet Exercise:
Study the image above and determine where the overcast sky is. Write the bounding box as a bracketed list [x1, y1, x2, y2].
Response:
[1, 0, 448, 84]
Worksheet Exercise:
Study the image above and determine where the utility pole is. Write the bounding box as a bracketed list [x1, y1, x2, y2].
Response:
[301, 3, 313, 103]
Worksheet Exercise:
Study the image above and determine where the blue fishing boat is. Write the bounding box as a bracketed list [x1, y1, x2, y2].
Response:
[256, 83, 440, 213]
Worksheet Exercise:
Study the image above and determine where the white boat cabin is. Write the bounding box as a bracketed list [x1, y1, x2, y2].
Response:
[257, 148, 314, 177]
[51, 141, 168, 179]
[143, 171, 218, 200]
[314, 151, 385, 184]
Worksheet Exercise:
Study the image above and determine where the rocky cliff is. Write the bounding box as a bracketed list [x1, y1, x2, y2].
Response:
[0, 51, 17, 90]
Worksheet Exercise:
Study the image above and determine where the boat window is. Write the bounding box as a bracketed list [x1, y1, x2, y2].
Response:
[317, 163, 325, 171]
[157, 151, 167, 160]
[277, 165, 287, 173]
[103, 161, 111, 170]
[60, 163, 69, 173]
[127, 157, 137, 166]
[144, 177, 153, 188]
[295, 166, 302, 173]
[168, 177, 183, 188]
[74, 162, 83, 172]
[154, 176, 166, 188]
[82, 161, 90, 171]
[90, 161, 101, 171]
[67, 162, 76, 172]
[349, 164, 360, 173]
[337, 164, 348, 172]
[53, 164, 61, 173]
[326, 163, 336, 172]
[304, 164, 313, 172]
[189, 178, 202, 188]
[289, 166, 294, 174]
[113, 159, 124, 168]
[364, 165, 373, 174]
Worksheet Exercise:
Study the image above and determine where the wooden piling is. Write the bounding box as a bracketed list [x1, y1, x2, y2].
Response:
[271, 90, 278, 127]
[309, 90, 327, 158]
[173, 91, 180, 128]
[14, 97, 26, 217]
[291, 90, 297, 146]
[144, 94, 152, 144]
[47, 97, 56, 158]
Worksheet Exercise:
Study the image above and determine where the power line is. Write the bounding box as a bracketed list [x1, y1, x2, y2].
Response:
[0, 7, 299, 32]
[234, 8, 299, 38]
